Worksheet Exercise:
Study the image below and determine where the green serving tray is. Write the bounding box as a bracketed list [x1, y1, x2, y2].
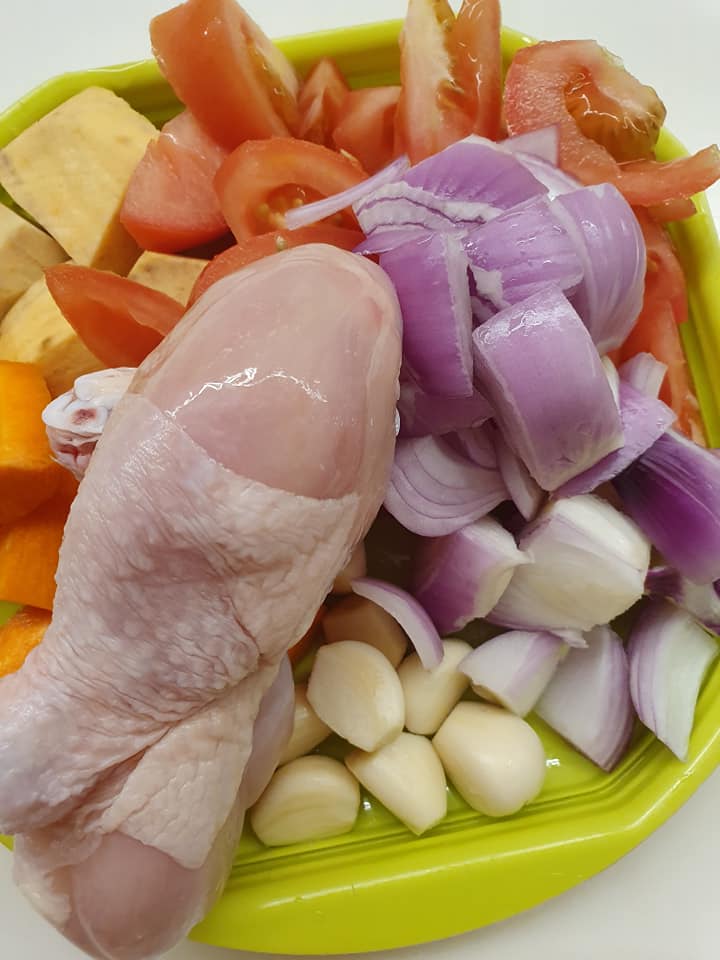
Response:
[2, 18, 720, 956]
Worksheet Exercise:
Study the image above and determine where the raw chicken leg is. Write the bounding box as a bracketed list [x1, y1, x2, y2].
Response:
[0, 244, 402, 959]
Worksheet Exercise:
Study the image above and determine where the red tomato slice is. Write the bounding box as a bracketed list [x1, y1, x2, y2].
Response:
[215, 138, 367, 240]
[189, 225, 363, 304]
[121, 111, 229, 254]
[504, 40, 720, 208]
[396, 0, 502, 163]
[333, 87, 401, 174]
[45, 265, 185, 368]
[150, 0, 299, 150]
[297, 58, 350, 146]
[450, 0, 502, 141]
[636, 211, 688, 327]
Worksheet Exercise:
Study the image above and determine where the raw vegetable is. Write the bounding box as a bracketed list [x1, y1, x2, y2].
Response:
[412, 518, 527, 634]
[432, 701, 546, 816]
[278, 683, 331, 765]
[0, 606, 51, 678]
[0, 361, 63, 524]
[120, 110, 229, 253]
[345, 732, 447, 834]
[297, 58, 349, 146]
[127, 251, 208, 305]
[306, 640, 405, 751]
[215, 138, 366, 240]
[333, 87, 401, 174]
[492, 429, 543, 521]
[322, 594, 407, 668]
[45, 265, 185, 368]
[249, 755, 360, 846]
[0, 204, 66, 320]
[384, 435, 507, 538]
[628, 600, 718, 760]
[614, 430, 720, 584]
[618, 352, 667, 400]
[459, 630, 567, 717]
[352, 577, 443, 668]
[472, 286, 623, 491]
[151, 0, 300, 150]
[535, 625, 634, 771]
[490, 496, 650, 632]
[397, 639, 471, 735]
[645, 567, 720, 633]
[396, 384, 492, 438]
[0, 471, 77, 610]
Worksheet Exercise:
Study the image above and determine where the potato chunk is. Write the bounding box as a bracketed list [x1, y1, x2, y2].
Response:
[0, 87, 157, 274]
[0, 205, 66, 319]
[127, 251, 207, 305]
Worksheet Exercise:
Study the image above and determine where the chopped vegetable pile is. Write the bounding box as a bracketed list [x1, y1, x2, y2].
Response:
[1, 0, 720, 855]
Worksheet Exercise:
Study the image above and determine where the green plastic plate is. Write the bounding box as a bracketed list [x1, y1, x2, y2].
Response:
[1, 18, 720, 956]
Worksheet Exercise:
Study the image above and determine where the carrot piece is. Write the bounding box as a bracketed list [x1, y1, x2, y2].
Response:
[288, 605, 326, 665]
[0, 606, 51, 677]
[0, 471, 77, 610]
[0, 361, 63, 525]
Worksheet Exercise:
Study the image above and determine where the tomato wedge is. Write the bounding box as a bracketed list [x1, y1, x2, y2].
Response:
[189, 225, 363, 304]
[396, 0, 501, 163]
[45, 265, 185, 368]
[333, 87, 401, 174]
[297, 58, 350, 146]
[504, 40, 720, 210]
[215, 138, 366, 240]
[150, 0, 299, 150]
[121, 111, 229, 254]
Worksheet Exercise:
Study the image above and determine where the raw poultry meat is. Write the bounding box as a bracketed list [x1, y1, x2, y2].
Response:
[0, 244, 402, 959]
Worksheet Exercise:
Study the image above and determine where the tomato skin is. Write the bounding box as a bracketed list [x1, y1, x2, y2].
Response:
[121, 112, 229, 254]
[333, 87, 401, 174]
[189, 226, 363, 304]
[45, 265, 185, 368]
[150, 0, 299, 150]
[504, 40, 720, 209]
[396, 0, 502, 163]
[215, 138, 367, 241]
[297, 58, 350, 146]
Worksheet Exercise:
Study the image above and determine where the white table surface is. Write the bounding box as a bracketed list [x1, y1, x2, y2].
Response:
[1, 1, 719, 958]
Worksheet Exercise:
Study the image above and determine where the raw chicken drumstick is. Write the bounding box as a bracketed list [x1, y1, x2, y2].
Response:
[0, 244, 402, 959]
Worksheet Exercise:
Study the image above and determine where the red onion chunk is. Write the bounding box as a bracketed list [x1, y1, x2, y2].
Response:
[501, 127, 560, 165]
[355, 181, 496, 236]
[355, 227, 429, 255]
[352, 577, 443, 669]
[512, 153, 581, 199]
[397, 383, 492, 438]
[385, 436, 508, 537]
[380, 233, 473, 398]
[413, 518, 528, 635]
[493, 427, 544, 521]
[614, 429, 720, 584]
[619, 352, 668, 400]
[557, 383, 676, 497]
[452, 424, 497, 468]
[403, 136, 548, 216]
[551, 184, 646, 354]
[628, 600, 718, 760]
[490, 495, 650, 632]
[463, 196, 584, 309]
[535, 625, 634, 771]
[285, 155, 409, 230]
[460, 630, 567, 717]
[646, 566, 720, 633]
[472, 286, 623, 491]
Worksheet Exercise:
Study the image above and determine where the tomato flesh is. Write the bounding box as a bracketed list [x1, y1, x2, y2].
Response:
[297, 58, 350, 146]
[333, 87, 401, 174]
[215, 138, 367, 240]
[150, 0, 299, 150]
[45, 265, 185, 368]
[396, 0, 502, 163]
[504, 39, 720, 210]
[189, 226, 363, 304]
[121, 111, 229, 254]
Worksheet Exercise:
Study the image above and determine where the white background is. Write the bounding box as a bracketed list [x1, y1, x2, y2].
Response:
[1, 1, 720, 958]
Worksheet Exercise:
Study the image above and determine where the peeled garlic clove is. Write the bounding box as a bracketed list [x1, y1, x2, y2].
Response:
[346, 732, 447, 835]
[322, 595, 407, 667]
[398, 639, 471, 735]
[250, 755, 360, 846]
[307, 640, 405, 751]
[332, 541, 367, 594]
[278, 683, 331, 765]
[432, 701, 546, 817]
